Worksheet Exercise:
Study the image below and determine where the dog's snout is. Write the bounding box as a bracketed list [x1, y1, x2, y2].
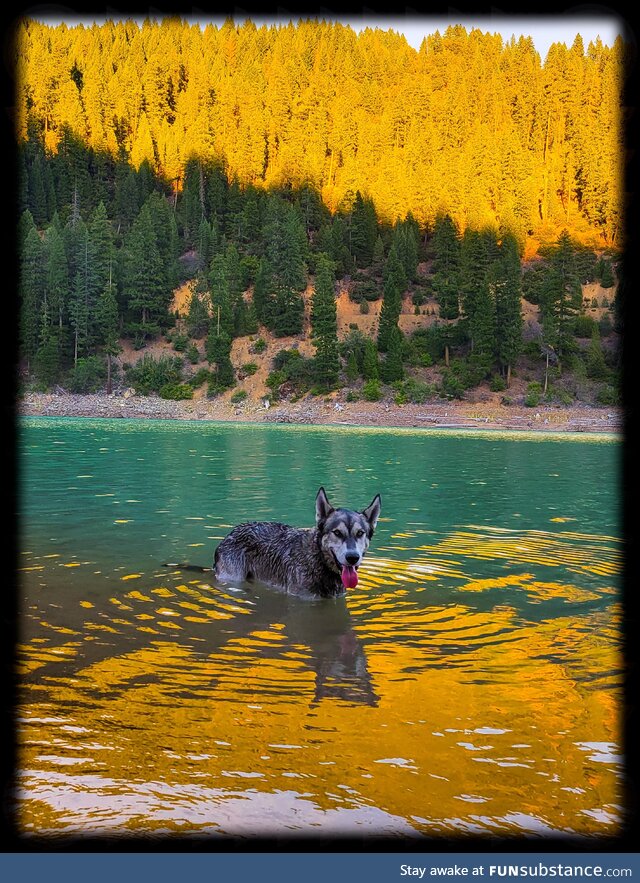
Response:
[345, 551, 360, 566]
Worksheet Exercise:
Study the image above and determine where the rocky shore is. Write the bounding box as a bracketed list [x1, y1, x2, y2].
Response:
[18, 390, 623, 434]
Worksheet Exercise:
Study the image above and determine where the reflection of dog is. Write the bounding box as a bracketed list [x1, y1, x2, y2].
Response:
[213, 487, 381, 597]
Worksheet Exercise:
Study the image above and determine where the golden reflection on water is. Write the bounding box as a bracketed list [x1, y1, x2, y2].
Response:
[16, 525, 622, 840]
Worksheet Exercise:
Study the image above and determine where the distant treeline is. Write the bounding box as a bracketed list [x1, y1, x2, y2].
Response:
[18, 130, 620, 405]
[15, 18, 625, 244]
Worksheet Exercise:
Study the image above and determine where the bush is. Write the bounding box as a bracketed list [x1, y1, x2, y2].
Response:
[524, 381, 543, 407]
[67, 356, 106, 393]
[230, 389, 248, 403]
[187, 367, 210, 388]
[596, 384, 619, 406]
[186, 343, 200, 364]
[172, 333, 189, 352]
[159, 383, 193, 400]
[362, 379, 382, 401]
[574, 314, 598, 338]
[393, 378, 434, 404]
[346, 390, 359, 402]
[490, 375, 507, 392]
[125, 354, 183, 395]
[252, 337, 267, 354]
[241, 362, 258, 375]
[440, 371, 466, 399]
[359, 300, 370, 314]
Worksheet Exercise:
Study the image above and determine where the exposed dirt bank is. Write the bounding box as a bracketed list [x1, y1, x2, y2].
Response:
[18, 391, 622, 434]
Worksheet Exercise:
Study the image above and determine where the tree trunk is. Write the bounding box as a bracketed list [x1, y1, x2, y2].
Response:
[444, 343, 450, 368]
[106, 352, 112, 395]
[506, 363, 511, 388]
[543, 351, 549, 394]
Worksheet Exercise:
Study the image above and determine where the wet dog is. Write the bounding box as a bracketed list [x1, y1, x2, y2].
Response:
[213, 487, 381, 597]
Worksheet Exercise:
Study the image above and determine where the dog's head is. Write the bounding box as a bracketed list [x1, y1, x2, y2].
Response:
[315, 487, 381, 589]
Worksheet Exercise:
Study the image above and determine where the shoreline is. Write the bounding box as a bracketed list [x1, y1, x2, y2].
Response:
[18, 391, 623, 434]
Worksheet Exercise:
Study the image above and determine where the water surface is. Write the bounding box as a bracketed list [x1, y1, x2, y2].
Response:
[16, 418, 622, 839]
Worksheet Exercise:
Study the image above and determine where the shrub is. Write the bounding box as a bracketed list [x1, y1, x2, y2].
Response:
[574, 314, 598, 338]
[125, 354, 183, 395]
[394, 378, 434, 404]
[524, 381, 543, 407]
[362, 379, 382, 401]
[359, 300, 370, 314]
[345, 390, 359, 402]
[67, 355, 106, 393]
[490, 375, 507, 392]
[186, 343, 200, 364]
[172, 333, 189, 352]
[252, 337, 267, 354]
[230, 389, 248, 403]
[159, 382, 193, 400]
[187, 367, 210, 388]
[241, 362, 258, 375]
[596, 384, 619, 406]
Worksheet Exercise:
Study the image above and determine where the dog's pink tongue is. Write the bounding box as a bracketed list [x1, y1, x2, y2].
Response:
[341, 565, 358, 589]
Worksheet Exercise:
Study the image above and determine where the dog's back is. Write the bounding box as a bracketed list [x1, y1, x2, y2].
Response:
[214, 521, 318, 593]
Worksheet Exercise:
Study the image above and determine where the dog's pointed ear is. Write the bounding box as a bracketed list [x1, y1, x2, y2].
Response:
[316, 487, 334, 527]
[362, 494, 381, 536]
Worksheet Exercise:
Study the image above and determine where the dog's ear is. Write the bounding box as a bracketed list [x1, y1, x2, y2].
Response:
[315, 487, 334, 527]
[362, 494, 381, 536]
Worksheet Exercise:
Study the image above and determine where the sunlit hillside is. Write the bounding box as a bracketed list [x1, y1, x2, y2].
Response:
[15, 18, 624, 246]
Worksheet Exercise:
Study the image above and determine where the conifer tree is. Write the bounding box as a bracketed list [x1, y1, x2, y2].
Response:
[20, 225, 46, 372]
[431, 214, 461, 320]
[540, 230, 582, 370]
[381, 325, 405, 382]
[362, 337, 379, 380]
[96, 267, 121, 393]
[350, 191, 377, 267]
[494, 232, 523, 386]
[311, 254, 339, 389]
[377, 244, 405, 352]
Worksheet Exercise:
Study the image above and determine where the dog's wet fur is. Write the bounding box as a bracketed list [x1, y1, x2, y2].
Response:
[213, 487, 381, 597]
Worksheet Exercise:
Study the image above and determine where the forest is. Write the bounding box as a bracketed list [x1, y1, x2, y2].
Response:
[15, 18, 624, 407]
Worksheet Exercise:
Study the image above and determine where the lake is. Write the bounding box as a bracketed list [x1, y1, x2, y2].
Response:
[15, 417, 623, 840]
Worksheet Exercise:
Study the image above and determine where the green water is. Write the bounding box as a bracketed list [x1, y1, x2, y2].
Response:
[17, 417, 622, 839]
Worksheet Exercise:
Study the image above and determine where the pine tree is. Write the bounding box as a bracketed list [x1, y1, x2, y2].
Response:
[186, 276, 211, 338]
[460, 228, 494, 360]
[362, 337, 379, 380]
[377, 244, 405, 352]
[494, 232, 523, 385]
[541, 230, 582, 370]
[123, 203, 166, 340]
[208, 253, 235, 338]
[96, 267, 121, 393]
[350, 191, 377, 267]
[585, 324, 608, 379]
[311, 253, 339, 389]
[381, 325, 404, 382]
[205, 328, 234, 390]
[432, 214, 461, 320]
[20, 226, 46, 372]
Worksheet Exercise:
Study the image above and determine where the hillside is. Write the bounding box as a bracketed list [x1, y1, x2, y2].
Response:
[111, 266, 618, 410]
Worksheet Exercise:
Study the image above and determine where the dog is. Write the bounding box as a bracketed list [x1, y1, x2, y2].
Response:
[213, 487, 381, 597]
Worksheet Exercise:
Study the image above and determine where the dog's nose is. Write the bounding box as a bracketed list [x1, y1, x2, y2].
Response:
[345, 551, 360, 566]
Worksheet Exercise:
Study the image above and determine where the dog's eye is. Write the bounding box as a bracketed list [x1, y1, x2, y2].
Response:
[354, 529, 365, 538]
[332, 529, 344, 538]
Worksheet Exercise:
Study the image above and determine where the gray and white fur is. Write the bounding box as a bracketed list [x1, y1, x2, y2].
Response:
[213, 487, 381, 597]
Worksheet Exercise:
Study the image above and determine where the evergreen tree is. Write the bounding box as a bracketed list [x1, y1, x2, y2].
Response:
[432, 214, 461, 320]
[460, 228, 494, 360]
[311, 254, 339, 389]
[494, 232, 523, 385]
[362, 337, 379, 380]
[96, 268, 121, 393]
[205, 328, 234, 389]
[377, 244, 405, 352]
[208, 253, 235, 338]
[381, 325, 405, 382]
[350, 191, 377, 267]
[540, 230, 582, 369]
[186, 276, 211, 338]
[20, 226, 46, 372]
[123, 203, 166, 340]
[585, 324, 608, 379]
